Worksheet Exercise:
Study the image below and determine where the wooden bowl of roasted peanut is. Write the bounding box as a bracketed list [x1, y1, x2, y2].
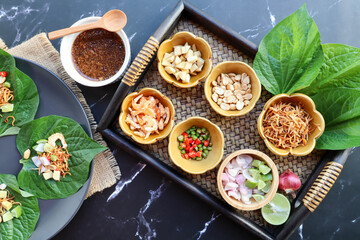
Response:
[204, 61, 261, 116]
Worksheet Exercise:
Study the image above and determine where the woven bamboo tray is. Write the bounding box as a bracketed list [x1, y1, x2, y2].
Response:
[114, 17, 324, 228]
[99, 1, 350, 239]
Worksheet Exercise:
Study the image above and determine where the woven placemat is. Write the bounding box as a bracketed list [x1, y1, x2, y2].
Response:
[115, 18, 325, 228]
[0, 33, 121, 198]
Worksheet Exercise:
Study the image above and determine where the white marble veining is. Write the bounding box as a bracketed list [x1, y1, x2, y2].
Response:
[159, 2, 170, 12]
[265, 0, 276, 27]
[79, 9, 102, 19]
[89, 92, 109, 109]
[128, 32, 137, 42]
[0, 3, 50, 47]
[298, 224, 304, 240]
[107, 162, 147, 202]
[193, 212, 220, 240]
[238, 23, 271, 40]
[134, 181, 168, 240]
[329, 0, 343, 9]
[351, 216, 360, 224]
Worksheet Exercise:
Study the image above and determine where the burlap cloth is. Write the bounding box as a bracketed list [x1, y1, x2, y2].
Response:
[0, 33, 121, 198]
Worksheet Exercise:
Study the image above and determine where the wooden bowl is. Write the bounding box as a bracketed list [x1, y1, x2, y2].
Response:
[257, 93, 325, 156]
[217, 149, 279, 211]
[157, 31, 212, 88]
[204, 61, 261, 116]
[119, 88, 175, 144]
[168, 117, 224, 174]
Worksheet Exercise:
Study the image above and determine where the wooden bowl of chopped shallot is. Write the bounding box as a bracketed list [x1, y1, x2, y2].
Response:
[217, 149, 279, 211]
[257, 93, 325, 156]
[157, 31, 212, 88]
[119, 88, 175, 144]
[204, 61, 261, 117]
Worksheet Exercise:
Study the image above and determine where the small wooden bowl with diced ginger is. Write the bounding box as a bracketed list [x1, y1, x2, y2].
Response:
[157, 31, 212, 88]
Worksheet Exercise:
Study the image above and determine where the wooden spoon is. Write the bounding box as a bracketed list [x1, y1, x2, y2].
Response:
[48, 10, 127, 40]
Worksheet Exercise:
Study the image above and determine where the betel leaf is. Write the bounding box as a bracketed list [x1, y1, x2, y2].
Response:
[0, 174, 40, 240]
[253, 4, 324, 95]
[16, 115, 106, 199]
[301, 44, 360, 149]
[0, 49, 39, 137]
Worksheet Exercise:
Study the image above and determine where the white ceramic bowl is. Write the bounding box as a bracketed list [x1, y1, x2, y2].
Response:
[60, 16, 131, 87]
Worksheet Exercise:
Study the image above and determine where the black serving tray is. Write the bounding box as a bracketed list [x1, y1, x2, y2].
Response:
[97, 1, 350, 239]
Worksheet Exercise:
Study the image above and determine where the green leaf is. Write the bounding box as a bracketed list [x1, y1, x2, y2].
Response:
[0, 49, 39, 137]
[0, 174, 40, 240]
[17, 115, 106, 199]
[301, 44, 360, 149]
[253, 4, 324, 95]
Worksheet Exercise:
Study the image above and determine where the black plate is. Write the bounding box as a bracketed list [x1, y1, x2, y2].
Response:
[0, 57, 93, 240]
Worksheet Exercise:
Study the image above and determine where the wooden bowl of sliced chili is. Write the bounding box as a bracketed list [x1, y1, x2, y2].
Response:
[168, 117, 224, 174]
[257, 93, 325, 156]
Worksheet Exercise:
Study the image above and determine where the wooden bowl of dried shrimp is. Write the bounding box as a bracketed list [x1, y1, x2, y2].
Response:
[119, 88, 175, 144]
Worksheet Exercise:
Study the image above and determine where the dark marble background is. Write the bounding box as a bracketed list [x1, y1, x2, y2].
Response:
[0, 0, 359, 239]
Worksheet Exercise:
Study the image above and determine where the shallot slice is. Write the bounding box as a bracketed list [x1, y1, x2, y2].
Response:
[224, 182, 238, 191]
[225, 162, 233, 169]
[40, 157, 51, 166]
[227, 168, 239, 177]
[228, 190, 241, 200]
[235, 175, 246, 185]
[225, 168, 236, 181]
[234, 155, 247, 169]
[32, 156, 42, 167]
[221, 173, 230, 185]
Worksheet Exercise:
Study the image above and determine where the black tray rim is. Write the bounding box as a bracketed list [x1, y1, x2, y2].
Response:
[97, 1, 349, 239]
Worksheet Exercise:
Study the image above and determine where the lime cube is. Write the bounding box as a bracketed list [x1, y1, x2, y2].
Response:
[261, 173, 273, 182]
[248, 168, 261, 181]
[259, 165, 271, 175]
[2, 211, 13, 222]
[11, 206, 22, 218]
[245, 179, 257, 189]
[253, 194, 265, 202]
[252, 159, 262, 168]
[261, 181, 272, 193]
[43, 143, 54, 153]
[257, 179, 266, 190]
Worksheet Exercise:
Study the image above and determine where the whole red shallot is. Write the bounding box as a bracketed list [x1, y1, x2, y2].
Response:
[279, 169, 301, 198]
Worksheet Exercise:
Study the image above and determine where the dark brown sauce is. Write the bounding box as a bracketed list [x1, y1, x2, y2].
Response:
[71, 28, 125, 81]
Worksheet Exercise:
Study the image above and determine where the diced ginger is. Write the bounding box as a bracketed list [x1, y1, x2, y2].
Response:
[165, 66, 176, 75]
[181, 46, 187, 54]
[174, 71, 182, 80]
[197, 57, 205, 66]
[196, 65, 203, 72]
[2, 201, 12, 211]
[184, 62, 192, 70]
[184, 73, 190, 83]
[190, 64, 198, 73]
[174, 56, 182, 65]
[167, 55, 175, 63]
[185, 49, 193, 58]
[187, 55, 198, 63]
[192, 44, 197, 52]
[179, 71, 187, 82]
[53, 171, 61, 181]
[161, 58, 171, 67]
[174, 46, 182, 56]
[176, 62, 187, 70]
[179, 56, 186, 61]
[194, 51, 201, 57]
[43, 171, 53, 180]
[0, 190, 7, 198]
